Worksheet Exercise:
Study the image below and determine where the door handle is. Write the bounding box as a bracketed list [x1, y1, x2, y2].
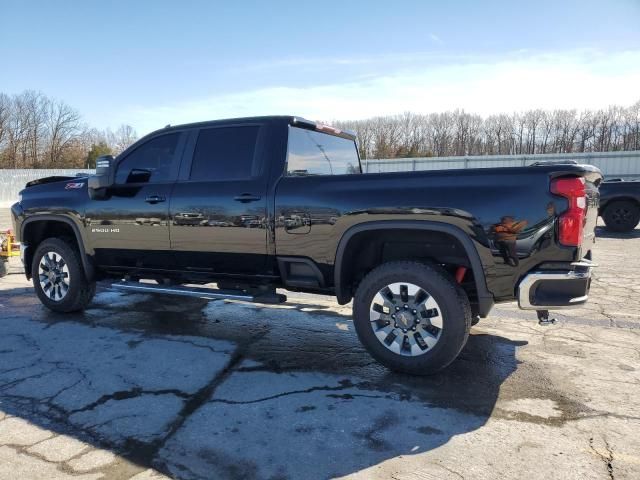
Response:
[145, 195, 166, 204]
[233, 193, 262, 203]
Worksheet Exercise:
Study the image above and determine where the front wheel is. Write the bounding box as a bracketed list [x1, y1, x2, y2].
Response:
[31, 238, 96, 313]
[353, 261, 471, 375]
[602, 200, 640, 233]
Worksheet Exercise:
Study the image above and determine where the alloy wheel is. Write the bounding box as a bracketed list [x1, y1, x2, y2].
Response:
[38, 251, 71, 301]
[369, 282, 443, 356]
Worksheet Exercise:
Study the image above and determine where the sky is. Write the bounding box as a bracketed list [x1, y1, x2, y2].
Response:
[1, 0, 639, 135]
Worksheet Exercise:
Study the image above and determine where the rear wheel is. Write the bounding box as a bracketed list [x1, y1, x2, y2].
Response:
[602, 200, 640, 233]
[353, 261, 471, 375]
[31, 238, 96, 313]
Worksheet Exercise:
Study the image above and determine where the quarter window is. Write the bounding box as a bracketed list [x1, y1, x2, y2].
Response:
[286, 127, 360, 176]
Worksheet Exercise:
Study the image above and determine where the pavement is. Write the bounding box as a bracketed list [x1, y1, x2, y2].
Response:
[1, 206, 639, 479]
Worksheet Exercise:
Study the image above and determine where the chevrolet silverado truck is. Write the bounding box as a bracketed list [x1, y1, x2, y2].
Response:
[598, 179, 640, 232]
[10, 116, 602, 374]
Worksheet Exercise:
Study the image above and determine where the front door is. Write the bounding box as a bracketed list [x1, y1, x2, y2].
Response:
[86, 131, 184, 269]
[170, 124, 269, 275]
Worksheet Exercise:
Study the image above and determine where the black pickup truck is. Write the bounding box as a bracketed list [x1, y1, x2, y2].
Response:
[598, 179, 640, 232]
[10, 116, 602, 374]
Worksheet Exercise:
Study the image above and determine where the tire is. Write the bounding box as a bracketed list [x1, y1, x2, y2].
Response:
[353, 261, 471, 375]
[602, 200, 640, 233]
[31, 238, 96, 313]
[0, 259, 8, 278]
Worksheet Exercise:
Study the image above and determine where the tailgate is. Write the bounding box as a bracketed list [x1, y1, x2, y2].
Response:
[583, 172, 600, 247]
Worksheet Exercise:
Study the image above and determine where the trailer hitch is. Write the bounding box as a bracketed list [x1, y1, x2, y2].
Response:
[536, 309, 557, 326]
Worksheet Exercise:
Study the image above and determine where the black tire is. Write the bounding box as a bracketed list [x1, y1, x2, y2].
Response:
[0, 259, 8, 278]
[353, 261, 471, 375]
[602, 200, 640, 233]
[31, 238, 96, 313]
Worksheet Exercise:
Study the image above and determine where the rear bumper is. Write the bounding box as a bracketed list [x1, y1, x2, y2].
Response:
[517, 262, 593, 310]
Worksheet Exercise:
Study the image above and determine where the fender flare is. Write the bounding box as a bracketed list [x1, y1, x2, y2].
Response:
[21, 215, 95, 281]
[333, 220, 494, 316]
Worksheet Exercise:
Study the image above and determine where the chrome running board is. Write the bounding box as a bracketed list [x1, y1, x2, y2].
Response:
[111, 281, 286, 304]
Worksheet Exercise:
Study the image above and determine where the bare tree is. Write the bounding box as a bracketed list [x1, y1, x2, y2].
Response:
[623, 101, 640, 151]
[2, 89, 639, 167]
[0, 91, 143, 168]
[107, 124, 138, 155]
[335, 101, 639, 159]
[46, 100, 82, 167]
[0, 93, 9, 150]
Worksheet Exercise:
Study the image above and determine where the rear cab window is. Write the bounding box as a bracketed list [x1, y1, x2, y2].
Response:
[286, 126, 361, 176]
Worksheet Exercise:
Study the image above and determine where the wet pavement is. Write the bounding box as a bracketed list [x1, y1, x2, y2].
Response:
[0, 217, 639, 479]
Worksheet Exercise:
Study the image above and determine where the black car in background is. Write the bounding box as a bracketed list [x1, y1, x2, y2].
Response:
[599, 179, 640, 232]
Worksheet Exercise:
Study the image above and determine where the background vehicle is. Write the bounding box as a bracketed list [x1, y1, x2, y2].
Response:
[599, 179, 640, 232]
[11, 116, 602, 374]
[0, 229, 20, 278]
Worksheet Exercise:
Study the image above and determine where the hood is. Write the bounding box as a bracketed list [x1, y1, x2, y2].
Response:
[25, 175, 90, 188]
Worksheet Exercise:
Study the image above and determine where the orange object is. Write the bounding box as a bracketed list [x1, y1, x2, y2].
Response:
[455, 266, 467, 284]
[0, 229, 20, 258]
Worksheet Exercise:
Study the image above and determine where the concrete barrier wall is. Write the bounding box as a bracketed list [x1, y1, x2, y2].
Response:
[0, 169, 94, 206]
[362, 150, 640, 179]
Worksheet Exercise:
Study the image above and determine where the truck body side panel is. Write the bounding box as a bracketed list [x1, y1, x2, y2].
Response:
[274, 165, 599, 301]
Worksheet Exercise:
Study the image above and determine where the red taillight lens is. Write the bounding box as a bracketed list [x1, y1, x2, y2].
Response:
[551, 177, 586, 247]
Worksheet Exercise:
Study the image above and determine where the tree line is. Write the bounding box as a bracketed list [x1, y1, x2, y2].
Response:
[0, 90, 138, 169]
[335, 101, 640, 159]
[2, 90, 639, 167]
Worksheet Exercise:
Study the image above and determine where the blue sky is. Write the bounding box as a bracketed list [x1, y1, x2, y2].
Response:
[2, 0, 639, 135]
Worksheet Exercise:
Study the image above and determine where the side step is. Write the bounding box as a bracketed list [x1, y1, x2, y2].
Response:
[111, 281, 287, 304]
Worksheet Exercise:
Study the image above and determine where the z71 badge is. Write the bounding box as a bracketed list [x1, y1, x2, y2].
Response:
[65, 182, 85, 190]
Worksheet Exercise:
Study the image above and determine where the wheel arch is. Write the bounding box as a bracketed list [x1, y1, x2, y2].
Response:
[600, 196, 640, 213]
[21, 216, 94, 281]
[334, 220, 494, 316]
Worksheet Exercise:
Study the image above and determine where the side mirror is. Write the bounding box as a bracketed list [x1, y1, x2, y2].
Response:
[88, 155, 115, 200]
[126, 168, 152, 184]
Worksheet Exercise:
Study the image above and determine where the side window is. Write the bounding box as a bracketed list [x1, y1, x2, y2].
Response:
[190, 126, 260, 181]
[115, 133, 180, 184]
[286, 126, 360, 176]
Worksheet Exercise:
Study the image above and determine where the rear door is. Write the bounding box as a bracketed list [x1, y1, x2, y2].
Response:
[86, 131, 184, 269]
[169, 123, 269, 275]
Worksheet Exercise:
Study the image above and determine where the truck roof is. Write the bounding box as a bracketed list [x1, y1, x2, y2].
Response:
[154, 116, 357, 140]
[160, 115, 297, 132]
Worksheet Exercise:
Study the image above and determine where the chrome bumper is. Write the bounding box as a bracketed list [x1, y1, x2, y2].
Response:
[517, 265, 593, 310]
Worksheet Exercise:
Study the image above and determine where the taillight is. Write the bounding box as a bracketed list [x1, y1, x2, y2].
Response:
[551, 176, 586, 247]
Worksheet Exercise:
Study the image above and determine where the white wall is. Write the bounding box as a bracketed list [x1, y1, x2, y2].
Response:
[362, 150, 640, 180]
[0, 169, 94, 207]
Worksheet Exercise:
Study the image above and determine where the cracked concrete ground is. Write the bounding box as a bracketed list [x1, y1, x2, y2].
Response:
[1, 209, 639, 479]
